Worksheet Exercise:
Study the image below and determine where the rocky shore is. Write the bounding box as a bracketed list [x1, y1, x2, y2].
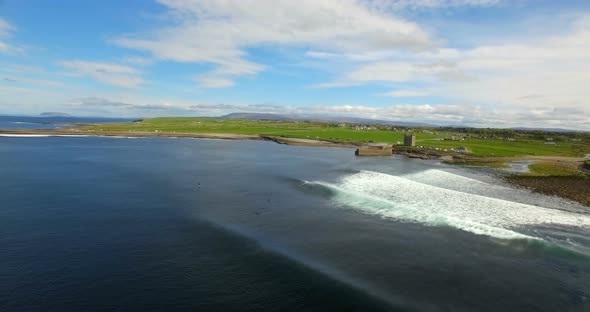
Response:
[504, 175, 590, 207]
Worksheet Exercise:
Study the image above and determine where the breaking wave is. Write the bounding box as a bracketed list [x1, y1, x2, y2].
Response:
[0, 134, 54, 138]
[303, 170, 590, 242]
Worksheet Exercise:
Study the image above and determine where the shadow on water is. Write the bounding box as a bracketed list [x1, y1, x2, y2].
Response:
[198, 218, 430, 312]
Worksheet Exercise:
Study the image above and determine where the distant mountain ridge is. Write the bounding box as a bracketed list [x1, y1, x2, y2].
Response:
[40, 112, 72, 117]
[221, 112, 435, 127]
[510, 127, 579, 133]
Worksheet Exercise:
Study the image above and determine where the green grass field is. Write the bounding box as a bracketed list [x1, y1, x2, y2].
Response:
[417, 138, 588, 157]
[87, 117, 590, 158]
[89, 117, 421, 142]
[528, 161, 584, 176]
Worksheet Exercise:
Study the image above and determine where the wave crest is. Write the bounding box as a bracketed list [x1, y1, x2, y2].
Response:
[306, 170, 590, 241]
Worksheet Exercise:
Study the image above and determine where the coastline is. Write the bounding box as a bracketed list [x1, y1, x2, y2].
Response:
[0, 128, 360, 148]
[2, 128, 589, 207]
[2, 128, 586, 161]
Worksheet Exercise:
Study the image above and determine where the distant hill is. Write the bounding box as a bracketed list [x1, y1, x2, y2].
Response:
[510, 127, 579, 133]
[222, 113, 293, 121]
[40, 112, 72, 117]
[221, 112, 434, 127]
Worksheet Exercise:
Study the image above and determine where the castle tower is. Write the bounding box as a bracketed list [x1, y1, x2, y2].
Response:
[404, 132, 416, 147]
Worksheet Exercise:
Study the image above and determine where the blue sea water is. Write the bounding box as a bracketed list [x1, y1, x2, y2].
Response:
[0, 136, 589, 311]
[0, 116, 133, 130]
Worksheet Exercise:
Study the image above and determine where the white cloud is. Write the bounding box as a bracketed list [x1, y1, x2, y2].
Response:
[1, 76, 64, 87]
[0, 63, 47, 74]
[0, 18, 22, 54]
[61, 60, 144, 88]
[69, 96, 135, 108]
[68, 96, 179, 112]
[378, 90, 431, 97]
[363, 0, 501, 11]
[309, 60, 473, 88]
[0, 18, 14, 38]
[349, 60, 474, 83]
[314, 15, 590, 125]
[194, 77, 235, 88]
[435, 17, 590, 109]
[122, 56, 154, 66]
[114, 0, 435, 88]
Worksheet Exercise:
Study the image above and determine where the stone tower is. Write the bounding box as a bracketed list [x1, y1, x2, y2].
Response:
[404, 132, 416, 147]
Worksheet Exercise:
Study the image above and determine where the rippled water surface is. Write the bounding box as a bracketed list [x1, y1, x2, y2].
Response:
[1, 137, 588, 311]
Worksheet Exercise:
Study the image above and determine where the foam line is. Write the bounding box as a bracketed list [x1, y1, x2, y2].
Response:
[310, 170, 590, 240]
[0, 134, 53, 137]
[311, 181, 535, 240]
[401, 169, 511, 194]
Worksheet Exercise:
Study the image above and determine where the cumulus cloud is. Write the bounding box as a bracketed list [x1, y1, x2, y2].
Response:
[3, 1, 588, 130]
[399, 17, 590, 121]
[61, 60, 144, 88]
[313, 15, 590, 126]
[114, 0, 435, 88]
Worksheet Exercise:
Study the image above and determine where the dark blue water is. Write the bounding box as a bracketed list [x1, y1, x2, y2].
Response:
[1, 137, 589, 311]
[0, 116, 133, 130]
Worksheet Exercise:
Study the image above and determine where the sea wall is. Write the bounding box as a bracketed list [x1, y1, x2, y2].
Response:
[355, 145, 393, 156]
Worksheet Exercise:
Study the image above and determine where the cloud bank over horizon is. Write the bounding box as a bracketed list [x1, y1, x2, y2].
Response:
[1, 1, 590, 129]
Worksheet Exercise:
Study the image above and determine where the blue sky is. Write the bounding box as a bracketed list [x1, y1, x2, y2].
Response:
[1, 0, 590, 129]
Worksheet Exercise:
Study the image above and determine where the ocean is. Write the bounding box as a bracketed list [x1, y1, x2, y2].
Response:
[0, 116, 133, 130]
[0, 136, 589, 311]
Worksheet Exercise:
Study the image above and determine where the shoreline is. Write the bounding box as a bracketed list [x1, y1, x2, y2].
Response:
[2, 128, 589, 207]
[0, 128, 360, 148]
[1, 129, 585, 161]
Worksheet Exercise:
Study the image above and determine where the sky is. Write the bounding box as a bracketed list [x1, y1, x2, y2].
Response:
[1, 0, 590, 129]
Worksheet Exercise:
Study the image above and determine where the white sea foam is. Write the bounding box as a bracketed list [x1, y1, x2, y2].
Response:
[401, 169, 509, 195]
[0, 134, 52, 137]
[0, 134, 130, 138]
[317, 170, 590, 240]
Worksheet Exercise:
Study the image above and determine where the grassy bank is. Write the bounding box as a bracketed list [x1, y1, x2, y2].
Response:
[85, 117, 590, 158]
[87, 117, 413, 143]
[528, 161, 584, 176]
